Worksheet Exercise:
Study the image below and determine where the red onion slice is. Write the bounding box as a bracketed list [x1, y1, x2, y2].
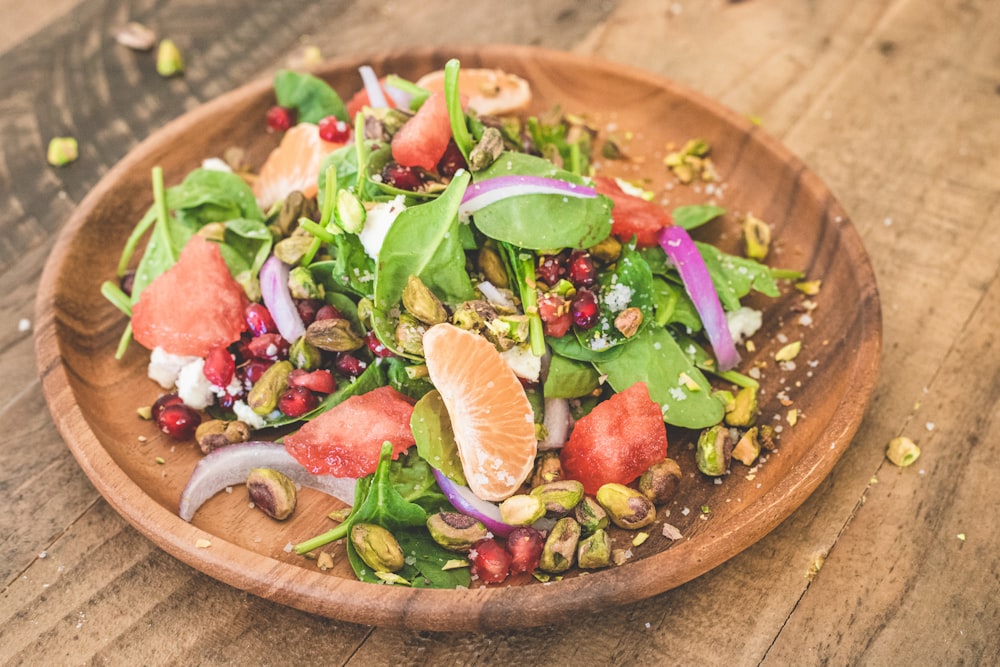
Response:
[179, 441, 356, 521]
[259, 255, 305, 343]
[432, 468, 517, 537]
[359, 65, 389, 109]
[658, 225, 741, 371]
[458, 175, 597, 219]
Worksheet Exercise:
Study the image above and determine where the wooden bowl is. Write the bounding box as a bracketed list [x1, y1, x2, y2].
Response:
[35, 45, 881, 631]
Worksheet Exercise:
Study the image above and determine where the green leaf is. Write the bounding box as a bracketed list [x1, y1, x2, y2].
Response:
[696, 242, 781, 304]
[389, 451, 451, 513]
[385, 357, 435, 400]
[273, 69, 347, 123]
[546, 332, 626, 363]
[543, 353, 600, 399]
[411, 390, 467, 486]
[652, 276, 702, 332]
[596, 326, 725, 429]
[472, 152, 612, 249]
[218, 218, 273, 279]
[309, 234, 377, 299]
[672, 204, 726, 230]
[396, 529, 471, 589]
[574, 243, 655, 352]
[265, 360, 386, 428]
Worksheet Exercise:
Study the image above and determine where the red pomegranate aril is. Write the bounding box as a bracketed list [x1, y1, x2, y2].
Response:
[216, 390, 241, 410]
[203, 347, 236, 387]
[157, 404, 201, 440]
[571, 289, 600, 329]
[295, 298, 326, 326]
[536, 254, 566, 287]
[315, 304, 342, 321]
[277, 386, 319, 418]
[151, 393, 184, 422]
[437, 140, 467, 177]
[568, 252, 597, 287]
[243, 359, 274, 384]
[381, 162, 425, 191]
[120, 270, 135, 297]
[335, 353, 368, 377]
[538, 294, 572, 338]
[364, 331, 394, 358]
[247, 333, 289, 361]
[265, 105, 296, 132]
[318, 116, 351, 143]
[470, 538, 511, 584]
[245, 303, 277, 336]
[506, 527, 545, 574]
[287, 368, 337, 394]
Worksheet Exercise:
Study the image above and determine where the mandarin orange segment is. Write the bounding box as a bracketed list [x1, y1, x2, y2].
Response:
[252, 122, 342, 209]
[414, 68, 532, 117]
[423, 323, 538, 501]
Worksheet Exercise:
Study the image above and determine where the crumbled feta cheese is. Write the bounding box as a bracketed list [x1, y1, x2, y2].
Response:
[176, 358, 215, 409]
[201, 157, 232, 172]
[604, 282, 634, 312]
[359, 195, 407, 259]
[727, 306, 763, 344]
[233, 400, 268, 430]
[501, 344, 542, 382]
[147, 347, 200, 389]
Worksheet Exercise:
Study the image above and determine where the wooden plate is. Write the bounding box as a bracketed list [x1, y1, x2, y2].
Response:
[35, 45, 881, 631]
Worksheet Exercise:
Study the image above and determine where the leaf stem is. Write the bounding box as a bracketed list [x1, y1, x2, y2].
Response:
[444, 59, 474, 162]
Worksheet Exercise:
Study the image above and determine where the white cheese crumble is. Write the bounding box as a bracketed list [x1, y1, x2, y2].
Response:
[501, 344, 542, 382]
[727, 306, 763, 344]
[201, 157, 232, 172]
[233, 400, 268, 430]
[359, 195, 407, 259]
[147, 347, 200, 389]
[176, 358, 215, 409]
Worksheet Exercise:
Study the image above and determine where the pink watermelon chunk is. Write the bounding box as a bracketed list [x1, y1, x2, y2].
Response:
[284, 386, 416, 478]
[131, 235, 248, 357]
[391, 91, 453, 171]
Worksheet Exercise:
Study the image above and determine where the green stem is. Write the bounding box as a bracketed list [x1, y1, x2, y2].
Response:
[298, 218, 339, 245]
[151, 167, 176, 264]
[385, 74, 429, 109]
[518, 255, 546, 357]
[709, 369, 759, 389]
[444, 59, 474, 162]
[114, 323, 133, 360]
[100, 281, 133, 317]
[293, 521, 350, 555]
[302, 166, 339, 266]
[116, 207, 157, 277]
[769, 267, 805, 280]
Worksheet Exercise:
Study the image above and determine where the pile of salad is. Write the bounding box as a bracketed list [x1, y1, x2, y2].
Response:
[102, 59, 802, 588]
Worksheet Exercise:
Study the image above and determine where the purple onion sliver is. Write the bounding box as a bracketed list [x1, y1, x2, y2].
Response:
[658, 225, 741, 372]
[432, 468, 515, 537]
[179, 441, 356, 521]
[359, 65, 389, 109]
[259, 256, 305, 343]
[458, 175, 597, 217]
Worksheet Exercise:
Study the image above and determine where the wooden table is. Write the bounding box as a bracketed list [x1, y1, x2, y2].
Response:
[4, 0, 998, 663]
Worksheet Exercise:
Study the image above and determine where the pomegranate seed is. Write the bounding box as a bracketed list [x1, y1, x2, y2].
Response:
[536, 254, 566, 286]
[381, 162, 425, 191]
[335, 353, 368, 377]
[537, 294, 572, 338]
[203, 347, 235, 387]
[151, 393, 184, 422]
[247, 333, 289, 361]
[506, 527, 545, 574]
[265, 105, 296, 132]
[277, 386, 319, 418]
[120, 270, 135, 297]
[315, 304, 342, 321]
[295, 299, 323, 326]
[364, 331, 394, 358]
[318, 116, 351, 143]
[243, 359, 274, 384]
[245, 303, 277, 336]
[156, 404, 201, 440]
[571, 289, 600, 329]
[287, 368, 337, 394]
[567, 252, 597, 287]
[437, 140, 467, 177]
[216, 390, 241, 410]
[470, 538, 511, 584]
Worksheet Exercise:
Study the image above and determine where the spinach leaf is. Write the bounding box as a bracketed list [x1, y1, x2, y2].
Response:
[472, 152, 612, 249]
[596, 326, 725, 429]
[546, 331, 626, 363]
[652, 276, 702, 332]
[696, 242, 781, 307]
[309, 233, 377, 299]
[396, 529, 471, 589]
[574, 243, 654, 352]
[168, 168, 263, 226]
[365, 146, 437, 200]
[410, 390, 467, 485]
[218, 218, 273, 279]
[273, 69, 347, 123]
[543, 353, 600, 399]
[672, 204, 726, 230]
[385, 357, 435, 400]
[671, 330, 759, 389]
[390, 450, 451, 513]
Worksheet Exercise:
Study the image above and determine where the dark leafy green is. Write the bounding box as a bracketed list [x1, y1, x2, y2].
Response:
[410, 390, 467, 486]
[386, 357, 435, 400]
[309, 234, 377, 299]
[543, 352, 600, 399]
[672, 204, 726, 230]
[273, 69, 347, 123]
[395, 529, 472, 589]
[574, 243, 655, 352]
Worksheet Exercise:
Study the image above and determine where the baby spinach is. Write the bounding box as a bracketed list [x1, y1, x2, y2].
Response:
[389, 450, 451, 513]
[574, 243, 654, 352]
[309, 234, 376, 299]
[543, 353, 600, 399]
[596, 326, 725, 429]
[696, 241, 781, 311]
[395, 529, 472, 589]
[273, 69, 347, 123]
[546, 332, 626, 362]
[386, 357, 435, 400]
[652, 276, 702, 332]
[218, 218, 272, 280]
[672, 204, 726, 230]
[410, 390, 467, 486]
[471, 152, 612, 249]
[167, 168, 263, 226]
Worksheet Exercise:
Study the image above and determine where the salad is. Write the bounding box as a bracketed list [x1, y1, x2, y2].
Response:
[102, 59, 803, 588]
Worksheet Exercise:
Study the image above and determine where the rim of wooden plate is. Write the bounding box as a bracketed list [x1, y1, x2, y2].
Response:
[35, 44, 881, 631]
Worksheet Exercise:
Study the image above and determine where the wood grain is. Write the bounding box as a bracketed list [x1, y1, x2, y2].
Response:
[3, 0, 999, 662]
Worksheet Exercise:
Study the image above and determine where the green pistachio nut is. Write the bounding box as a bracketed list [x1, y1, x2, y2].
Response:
[758, 424, 777, 451]
[469, 126, 506, 171]
[531, 451, 564, 488]
[47, 137, 78, 167]
[395, 313, 427, 356]
[156, 38, 184, 77]
[275, 191, 317, 236]
[574, 495, 610, 534]
[356, 297, 374, 328]
[596, 483, 656, 529]
[196, 222, 227, 243]
[696, 424, 733, 477]
[539, 517, 581, 573]
[476, 246, 509, 288]
[577, 528, 612, 569]
[305, 318, 363, 352]
[426, 512, 489, 552]
[639, 458, 682, 505]
[247, 360, 293, 416]
[246, 468, 297, 520]
[499, 494, 546, 526]
[289, 336, 322, 370]
[350, 523, 405, 573]
[402, 275, 448, 325]
[194, 419, 228, 454]
[273, 235, 315, 266]
[451, 300, 497, 331]
[743, 214, 771, 261]
[886, 436, 920, 467]
[731, 427, 761, 466]
[336, 189, 366, 234]
[530, 480, 585, 516]
[288, 266, 325, 300]
[588, 235, 621, 263]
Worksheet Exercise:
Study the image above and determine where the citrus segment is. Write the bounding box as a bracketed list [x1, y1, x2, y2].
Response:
[415, 68, 532, 116]
[252, 122, 343, 209]
[422, 323, 538, 501]
[131, 235, 248, 357]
